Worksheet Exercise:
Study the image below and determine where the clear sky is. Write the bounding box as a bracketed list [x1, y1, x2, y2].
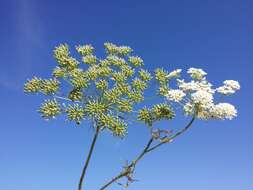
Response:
[0, 0, 252, 189]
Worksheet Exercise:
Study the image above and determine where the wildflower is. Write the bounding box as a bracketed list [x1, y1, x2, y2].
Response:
[166, 89, 186, 102]
[166, 69, 182, 79]
[187, 68, 207, 80]
[212, 103, 237, 120]
[217, 80, 240, 95]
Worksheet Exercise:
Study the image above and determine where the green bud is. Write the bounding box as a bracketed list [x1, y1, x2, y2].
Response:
[68, 89, 83, 101]
[66, 104, 85, 124]
[39, 99, 61, 119]
[128, 56, 143, 67]
[76, 45, 94, 55]
[24, 77, 42, 93]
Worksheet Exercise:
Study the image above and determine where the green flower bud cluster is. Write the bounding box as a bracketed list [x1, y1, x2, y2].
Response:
[121, 65, 135, 77]
[95, 80, 108, 91]
[85, 101, 107, 117]
[111, 72, 127, 83]
[104, 42, 132, 56]
[39, 99, 61, 119]
[24, 78, 59, 95]
[117, 99, 133, 113]
[54, 44, 79, 70]
[82, 55, 97, 64]
[155, 68, 169, 84]
[98, 114, 127, 137]
[104, 88, 123, 103]
[76, 45, 94, 55]
[158, 85, 170, 96]
[128, 90, 144, 103]
[139, 69, 152, 81]
[66, 104, 85, 124]
[69, 69, 89, 89]
[128, 56, 144, 67]
[52, 67, 65, 78]
[41, 79, 60, 95]
[68, 89, 83, 101]
[107, 55, 126, 67]
[132, 78, 147, 91]
[24, 77, 42, 93]
[138, 104, 175, 126]
[25, 42, 153, 138]
[152, 103, 175, 121]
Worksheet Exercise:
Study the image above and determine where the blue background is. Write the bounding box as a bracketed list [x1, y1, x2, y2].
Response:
[0, 0, 252, 189]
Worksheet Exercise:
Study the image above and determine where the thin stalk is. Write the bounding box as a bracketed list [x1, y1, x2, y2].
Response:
[99, 115, 196, 190]
[78, 125, 100, 190]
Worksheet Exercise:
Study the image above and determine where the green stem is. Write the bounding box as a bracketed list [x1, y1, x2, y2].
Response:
[78, 126, 100, 190]
[99, 115, 196, 190]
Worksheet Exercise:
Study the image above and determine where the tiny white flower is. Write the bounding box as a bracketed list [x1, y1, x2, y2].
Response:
[216, 80, 240, 95]
[166, 89, 186, 102]
[212, 103, 237, 120]
[187, 68, 207, 80]
[166, 69, 182, 79]
[191, 90, 213, 105]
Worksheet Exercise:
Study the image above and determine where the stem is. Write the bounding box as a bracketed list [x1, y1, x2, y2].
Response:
[99, 115, 195, 190]
[78, 126, 100, 190]
[147, 115, 195, 153]
[99, 138, 154, 190]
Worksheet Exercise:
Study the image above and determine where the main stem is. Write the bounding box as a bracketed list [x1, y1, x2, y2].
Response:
[78, 126, 100, 190]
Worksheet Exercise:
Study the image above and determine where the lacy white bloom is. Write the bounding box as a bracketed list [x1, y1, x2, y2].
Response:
[187, 68, 207, 80]
[217, 80, 240, 95]
[177, 79, 214, 93]
[224, 80, 240, 90]
[212, 103, 237, 120]
[166, 69, 182, 79]
[166, 89, 186, 102]
[191, 90, 213, 105]
[184, 101, 215, 120]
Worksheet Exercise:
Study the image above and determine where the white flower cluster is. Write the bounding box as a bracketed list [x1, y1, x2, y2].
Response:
[166, 89, 185, 102]
[164, 67, 240, 120]
[187, 68, 207, 80]
[216, 80, 240, 95]
[166, 69, 182, 79]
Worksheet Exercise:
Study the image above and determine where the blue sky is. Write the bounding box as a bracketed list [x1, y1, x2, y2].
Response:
[0, 0, 252, 189]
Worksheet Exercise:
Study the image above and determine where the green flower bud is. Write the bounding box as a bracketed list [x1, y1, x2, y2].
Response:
[128, 90, 144, 103]
[39, 99, 61, 119]
[128, 56, 143, 67]
[132, 78, 147, 91]
[54, 44, 79, 70]
[82, 55, 97, 64]
[98, 114, 127, 137]
[138, 69, 152, 81]
[41, 79, 60, 95]
[24, 77, 42, 93]
[117, 99, 133, 113]
[69, 69, 89, 88]
[96, 80, 108, 91]
[68, 89, 83, 101]
[66, 104, 85, 124]
[120, 65, 135, 78]
[152, 103, 175, 121]
[76, 45, 94, 55]
[138, 107, 153, 126]
[85, 101, 107, 117]
[112, 72, 127, 83]
[155, 68, 169, 84]
[52, 67, 65, 78]
[107, 55, 126, 67]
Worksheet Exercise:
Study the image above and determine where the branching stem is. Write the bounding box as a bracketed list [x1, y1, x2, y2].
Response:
[99, 115, 196, 190]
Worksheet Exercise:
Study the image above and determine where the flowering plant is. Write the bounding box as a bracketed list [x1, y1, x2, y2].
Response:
[24, 42, 240, 190]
